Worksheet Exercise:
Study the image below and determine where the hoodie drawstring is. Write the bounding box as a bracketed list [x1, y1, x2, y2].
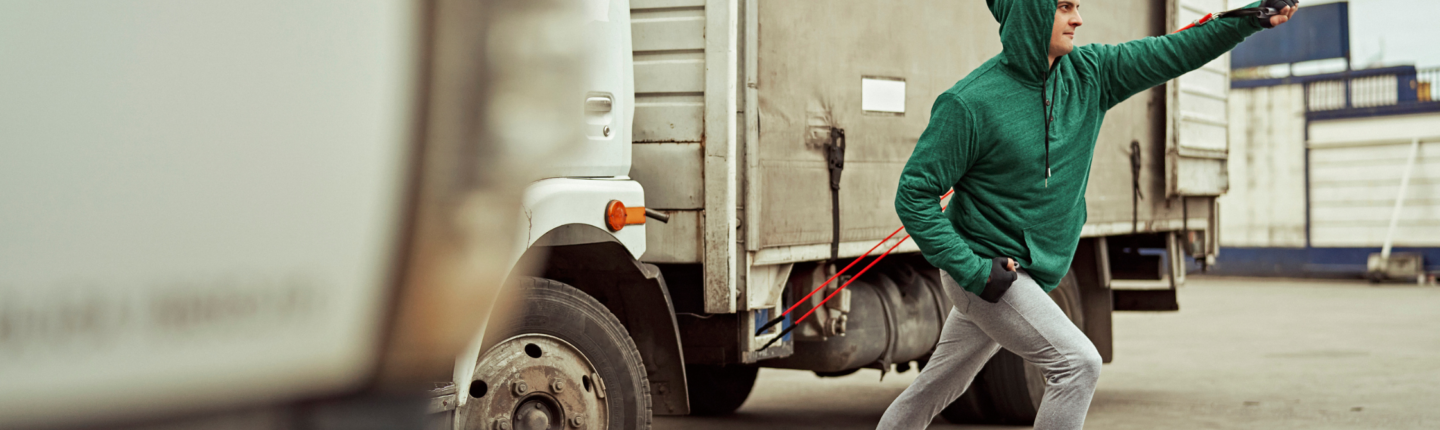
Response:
[1042, 68, 1056, 188]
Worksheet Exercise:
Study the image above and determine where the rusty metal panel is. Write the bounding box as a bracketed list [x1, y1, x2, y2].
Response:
[629, 0, 734, 311]
[701, 0, 739, 313]
[634, 57, 704, 94]
[640, 210, 703, 263]
[631, 142, 704, 210]
[631, 2, 706, 143]
[633, 93, 704, 143]
[630, 6, 704, 52]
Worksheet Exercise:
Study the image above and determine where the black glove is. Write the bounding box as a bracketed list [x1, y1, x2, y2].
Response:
[1257, 0, 1297, 28]
[978, 257, 1017, 303]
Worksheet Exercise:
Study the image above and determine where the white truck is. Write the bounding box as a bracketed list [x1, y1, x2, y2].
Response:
[0, 0, 597, 428]
[445, 0, 1238, 429]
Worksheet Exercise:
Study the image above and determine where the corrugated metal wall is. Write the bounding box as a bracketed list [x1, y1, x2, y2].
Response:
[630, 0, 709, 264]
[1308, 114, 1440, 247]
[1221, 85, 1308, 247]
[1224, 86, 1440, 249]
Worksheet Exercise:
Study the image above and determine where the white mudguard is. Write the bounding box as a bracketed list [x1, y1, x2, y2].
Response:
[453, 177, 646, 412]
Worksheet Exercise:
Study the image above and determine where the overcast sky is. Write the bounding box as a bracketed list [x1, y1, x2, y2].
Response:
[1226, 0, 1440, 69]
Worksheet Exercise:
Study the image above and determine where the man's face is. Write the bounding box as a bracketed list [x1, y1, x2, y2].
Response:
[1051, 0, 1083, 59]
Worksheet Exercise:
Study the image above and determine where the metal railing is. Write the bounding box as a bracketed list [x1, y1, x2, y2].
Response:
[1304, 66, 1440, 113]
[1417, 67, 1440, 102]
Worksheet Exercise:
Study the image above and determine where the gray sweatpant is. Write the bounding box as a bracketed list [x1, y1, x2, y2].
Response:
[877, 270, 1101, 430]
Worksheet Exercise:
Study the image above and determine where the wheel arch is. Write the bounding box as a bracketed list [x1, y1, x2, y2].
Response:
[469, 223, 690, 416]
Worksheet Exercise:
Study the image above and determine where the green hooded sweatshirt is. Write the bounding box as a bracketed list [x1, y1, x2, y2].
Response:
[896, 0, 1264, 295]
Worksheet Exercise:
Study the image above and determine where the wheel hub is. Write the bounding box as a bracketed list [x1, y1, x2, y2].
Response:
[514, 397, 561, 430]
[463, 334, 607, 430]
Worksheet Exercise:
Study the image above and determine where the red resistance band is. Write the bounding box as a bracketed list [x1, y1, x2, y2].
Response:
[1172, 13, 1217, 33]
[1173, 5, 1284, 33]
[756, 190, 953, 349]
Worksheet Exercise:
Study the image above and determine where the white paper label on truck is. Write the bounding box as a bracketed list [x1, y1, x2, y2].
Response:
[862, 77, 906, 114]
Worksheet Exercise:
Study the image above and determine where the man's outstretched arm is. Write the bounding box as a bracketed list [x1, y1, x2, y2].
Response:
[895, 95, 991, 296]
[1080, 1, 1295, 110]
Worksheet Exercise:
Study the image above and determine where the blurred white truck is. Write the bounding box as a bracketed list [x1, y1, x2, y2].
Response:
[0, 0, 594, 428]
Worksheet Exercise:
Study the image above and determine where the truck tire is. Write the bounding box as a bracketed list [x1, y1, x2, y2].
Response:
[683, 364, 758, 415]
[463, 277, 651, 430]
[940, 270, 1085, 426]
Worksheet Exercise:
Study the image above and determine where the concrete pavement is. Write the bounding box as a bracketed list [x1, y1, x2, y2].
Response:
[656, 276, 1440, 429]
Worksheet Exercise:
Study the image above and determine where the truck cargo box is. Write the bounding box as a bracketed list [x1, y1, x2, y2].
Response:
[629, 0, 1231, 313]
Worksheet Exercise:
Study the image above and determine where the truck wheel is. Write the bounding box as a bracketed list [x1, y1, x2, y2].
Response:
[463, 277, 651, 430]
[683, 364, 758, 415]
[940, 270, 1085, 425]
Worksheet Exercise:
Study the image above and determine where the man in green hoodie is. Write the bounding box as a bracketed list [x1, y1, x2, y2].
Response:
[880, 0, 1295, 428]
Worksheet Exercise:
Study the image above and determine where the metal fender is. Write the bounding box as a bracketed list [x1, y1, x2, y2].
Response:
[451, 178, 652, 414]
[519, 178, 646, 258]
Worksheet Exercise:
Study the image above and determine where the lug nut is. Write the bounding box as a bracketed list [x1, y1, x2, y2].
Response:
[552, 380, 565, 393]
[569, 416, 584, 428]
[512, 381, 529, 396]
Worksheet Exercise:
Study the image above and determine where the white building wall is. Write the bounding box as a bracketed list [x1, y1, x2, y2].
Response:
[1221, 85, 1309, 247]
[1307, 113, 1440, 247]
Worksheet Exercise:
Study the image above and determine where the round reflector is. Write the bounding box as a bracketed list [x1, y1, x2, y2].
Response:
[605, 200, 626, 231]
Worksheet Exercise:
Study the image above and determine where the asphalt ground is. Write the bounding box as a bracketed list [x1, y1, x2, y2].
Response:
[655, 276, 1440, 429]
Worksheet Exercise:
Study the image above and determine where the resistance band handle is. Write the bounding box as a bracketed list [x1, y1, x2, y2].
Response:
[1254, 0, 1300, 28]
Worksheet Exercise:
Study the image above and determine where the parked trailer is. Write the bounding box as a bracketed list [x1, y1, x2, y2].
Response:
[445, 0, 1237, 428]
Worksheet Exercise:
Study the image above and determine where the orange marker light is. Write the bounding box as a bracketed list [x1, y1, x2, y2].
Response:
[605, 200, 646, 231]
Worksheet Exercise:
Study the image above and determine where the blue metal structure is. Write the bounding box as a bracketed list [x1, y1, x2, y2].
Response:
[1230, 1, 1350, 69]
[1207, 248, 1440, 278]
[1232, 65, 1440, 121]
[1218, 58, 1440, 279]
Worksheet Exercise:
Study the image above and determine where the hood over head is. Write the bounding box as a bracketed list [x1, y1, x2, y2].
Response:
[987, 0, 1057, 85]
